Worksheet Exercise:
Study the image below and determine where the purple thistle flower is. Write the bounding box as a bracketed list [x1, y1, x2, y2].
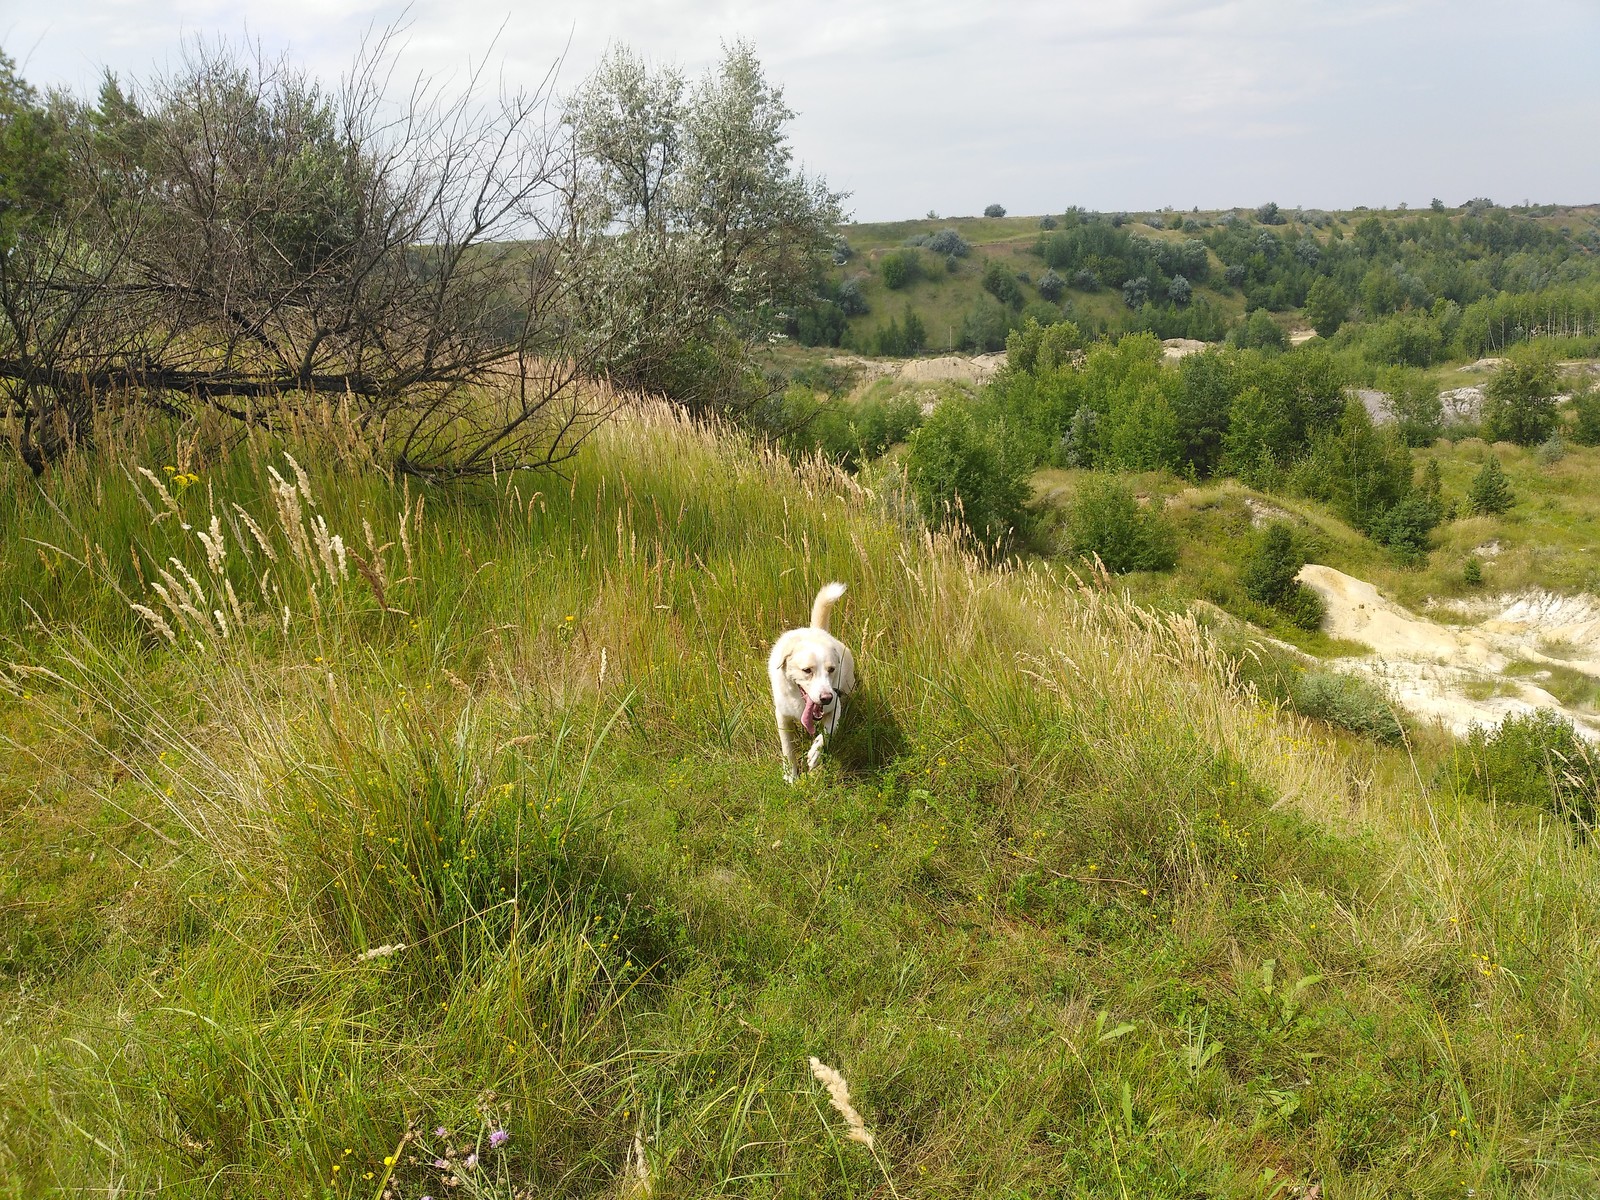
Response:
[432, 1158, 450, 1169]
[489, 1128, 510, 1149]
[434, 1126, 449, 1138]
[464, 1152, 478, 1170]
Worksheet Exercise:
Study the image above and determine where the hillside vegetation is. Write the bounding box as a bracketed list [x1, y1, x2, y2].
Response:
[792, 202, 1600, 362]
[4, 404, 1600, 1198]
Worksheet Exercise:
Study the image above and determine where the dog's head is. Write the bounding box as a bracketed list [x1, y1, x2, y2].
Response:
[780, 630, 855, 711]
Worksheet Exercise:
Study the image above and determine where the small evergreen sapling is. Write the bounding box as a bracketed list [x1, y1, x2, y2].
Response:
[1467, 455, 1514, 515]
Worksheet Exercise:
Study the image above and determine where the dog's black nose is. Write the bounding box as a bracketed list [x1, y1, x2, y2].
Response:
[818, 692, 834, 706]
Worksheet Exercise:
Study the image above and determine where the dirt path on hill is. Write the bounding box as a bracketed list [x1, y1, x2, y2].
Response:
[1296, 564, 1600, 739]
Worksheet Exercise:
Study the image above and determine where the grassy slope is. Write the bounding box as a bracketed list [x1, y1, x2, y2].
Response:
[831, 215, 1243, 355]
[2, 410, 1599, 1197]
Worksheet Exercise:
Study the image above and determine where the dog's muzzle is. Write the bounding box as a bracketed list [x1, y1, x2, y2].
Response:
[801, 694, 833, 735]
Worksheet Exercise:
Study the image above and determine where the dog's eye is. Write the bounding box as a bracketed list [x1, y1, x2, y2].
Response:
[800, 666, 812, 675]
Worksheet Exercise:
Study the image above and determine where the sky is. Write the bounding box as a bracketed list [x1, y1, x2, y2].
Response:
[6, 0, 1599, 223]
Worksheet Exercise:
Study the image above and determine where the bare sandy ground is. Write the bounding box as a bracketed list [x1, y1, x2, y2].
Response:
[1297, 564, 1600, 739]
[1161, 338, 1208, 361]
[825, 352, 1006, 388]
[897, 352, 1007, 384]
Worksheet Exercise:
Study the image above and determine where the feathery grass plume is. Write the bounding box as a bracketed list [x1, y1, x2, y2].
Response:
[284, 451, 316, 508]
[223, 578, 245, 626]
[354, 943, 405, 963]
[129, 603, 177, 644]
[809, 1056, 875, 1148]
[135, 465, 183, 522]
[622, 1130, 651, 1198]
[266, 464, 315, 568]
[361, 518, 388, 589]
[232, 502, 278, 562]
[197, 513, 227, 574]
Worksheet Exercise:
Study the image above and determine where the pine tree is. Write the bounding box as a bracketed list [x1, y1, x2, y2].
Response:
[1467, 455, 1514, 516]
[1241, 522, 1303, 607]
[902, 306, 927, 355]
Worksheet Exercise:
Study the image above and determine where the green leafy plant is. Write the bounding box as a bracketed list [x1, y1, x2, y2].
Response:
[1064, 477, 1178, 574]
[1460, 710, 1598, 825]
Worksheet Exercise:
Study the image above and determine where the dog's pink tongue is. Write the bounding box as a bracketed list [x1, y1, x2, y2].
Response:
[801, 698, 824, 735]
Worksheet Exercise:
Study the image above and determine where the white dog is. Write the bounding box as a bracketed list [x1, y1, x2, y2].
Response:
[768, 582, 856, 782]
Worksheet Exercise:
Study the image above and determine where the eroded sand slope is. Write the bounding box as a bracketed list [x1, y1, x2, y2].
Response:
[1297, 564, 1600, 739]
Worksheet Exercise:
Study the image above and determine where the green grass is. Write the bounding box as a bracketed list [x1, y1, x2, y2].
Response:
[1503, 660, 1600, 710]
[4, 404, 1600, 1196]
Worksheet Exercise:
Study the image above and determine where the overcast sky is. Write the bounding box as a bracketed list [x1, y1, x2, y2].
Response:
[7, 0, 1598, 222]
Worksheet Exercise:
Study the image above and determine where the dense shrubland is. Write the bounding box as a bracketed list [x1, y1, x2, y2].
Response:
[793, 200, 1600, 366]
[778, 311, 1600, 594]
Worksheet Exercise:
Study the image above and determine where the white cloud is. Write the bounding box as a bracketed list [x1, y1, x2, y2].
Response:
[8, 0, 1598, 220]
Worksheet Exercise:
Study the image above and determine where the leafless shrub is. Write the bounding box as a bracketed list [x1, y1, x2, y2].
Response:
[2, 31, 622, 478]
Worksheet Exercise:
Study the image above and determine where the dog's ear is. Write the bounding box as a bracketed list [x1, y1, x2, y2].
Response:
[837, 646, 856, 695]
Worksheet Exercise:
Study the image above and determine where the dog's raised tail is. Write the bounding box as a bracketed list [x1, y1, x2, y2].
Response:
[810, 582, 847, 631]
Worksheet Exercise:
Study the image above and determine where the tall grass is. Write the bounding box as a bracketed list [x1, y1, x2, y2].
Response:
[3, 400, 1599, 1197]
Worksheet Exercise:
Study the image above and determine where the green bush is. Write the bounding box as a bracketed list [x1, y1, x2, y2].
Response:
[1379, 367, 1443, 447]
[1370, 493, 1441, 560]
[881, 249, 922, 290]
[1064, 477, 1178, 573]
[1226, 641, 1401, 742]
[1282, 585, 1326, 632]
[1229, 309, 1288, 351]
[1303, 400, 1415, 536]
[1241, 522, 1304, 607]
[982, 259, 1024, 308]
[778, 389, 922, 471]
[1482, 353, 1559, 445]
[873, 306, 927, 357]
[1463, 556, 1483, 585]
[905, 398, 1028, 547]
[928, 227, 970, 257]
[1292, 672, 1404, 743]
[1467, 455, 1514, 515]
[1241, 521, 1324, 629]
[836, 277, 869, 316]
[958, 296, 1015, 352]
[1303, 276, 1349, 337]
[1005, 316, 1082, 374]
[1460, 710, 1598, 826]
[1572, 382, 1600, 446]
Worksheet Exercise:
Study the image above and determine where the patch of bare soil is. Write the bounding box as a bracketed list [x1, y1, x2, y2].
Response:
[1161, 338, 1207, 362]
[1242, 497, 1293, 528]
[896, 352, 1006, 384]
[824, 351, 1007, 389]
[1297, 564, 1600, 739]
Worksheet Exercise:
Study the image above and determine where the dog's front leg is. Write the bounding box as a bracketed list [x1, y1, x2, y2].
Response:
[777, 714, 802, 783]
